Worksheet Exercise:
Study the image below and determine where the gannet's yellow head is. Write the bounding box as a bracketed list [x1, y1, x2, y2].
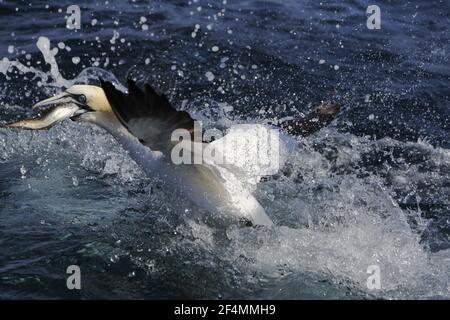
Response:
[5, 85, 113, 130]
[64, 85, 112, 113]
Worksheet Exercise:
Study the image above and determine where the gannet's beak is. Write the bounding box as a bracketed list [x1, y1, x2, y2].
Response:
[32, 92, 74, 109]
[4, 93, 87, 130]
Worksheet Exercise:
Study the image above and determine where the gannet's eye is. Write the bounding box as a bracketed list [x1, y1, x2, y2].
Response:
[77, 94, 87, 104]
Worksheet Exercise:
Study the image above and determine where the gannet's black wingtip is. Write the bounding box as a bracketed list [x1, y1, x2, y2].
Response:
[99, 78, 118, 95]
[100, 78, 195, 152]
[126, 77, 135, 87]
[315, 101, 341, 116]
[280, 101, 341, 137]
[98, 77, 120, 90]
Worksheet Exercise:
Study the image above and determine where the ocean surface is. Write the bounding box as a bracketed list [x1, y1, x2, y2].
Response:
[0, 0, 449, 299]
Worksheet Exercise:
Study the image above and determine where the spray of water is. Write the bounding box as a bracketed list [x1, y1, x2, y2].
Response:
[0, 37, 449, 299]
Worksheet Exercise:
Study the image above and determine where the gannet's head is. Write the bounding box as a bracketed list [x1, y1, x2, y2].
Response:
[5, 85, 112, 130]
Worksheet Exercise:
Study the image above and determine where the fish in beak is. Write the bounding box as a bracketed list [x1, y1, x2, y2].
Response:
[3, 91, 89, 130]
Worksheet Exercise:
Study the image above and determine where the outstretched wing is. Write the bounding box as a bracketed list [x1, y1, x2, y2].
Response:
[99, 78, 194, 153]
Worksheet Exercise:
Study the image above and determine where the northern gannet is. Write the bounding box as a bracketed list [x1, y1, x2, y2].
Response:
[2, 79, 340, 226]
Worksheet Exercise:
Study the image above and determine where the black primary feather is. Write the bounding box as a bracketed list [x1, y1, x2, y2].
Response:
[99, 78, 195, 153]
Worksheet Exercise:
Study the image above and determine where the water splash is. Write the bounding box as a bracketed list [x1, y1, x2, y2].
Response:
[0, 34, 449, 299]
[1, 112, 449, 299]
[35, 37, 72, 88]
[0, 36, 125, 91]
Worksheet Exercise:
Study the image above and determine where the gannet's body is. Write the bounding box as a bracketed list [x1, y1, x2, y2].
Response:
[82, 110, 273, 226]
[3, 78, 340, 226]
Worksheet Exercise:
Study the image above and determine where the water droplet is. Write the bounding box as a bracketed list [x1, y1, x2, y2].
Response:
[72, 56, 80, 65]
[20, 165, 27, 179]
[205, 71, 215, 81]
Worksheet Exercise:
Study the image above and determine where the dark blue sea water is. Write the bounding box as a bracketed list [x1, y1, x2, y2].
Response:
[0, 0, 449, 299]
